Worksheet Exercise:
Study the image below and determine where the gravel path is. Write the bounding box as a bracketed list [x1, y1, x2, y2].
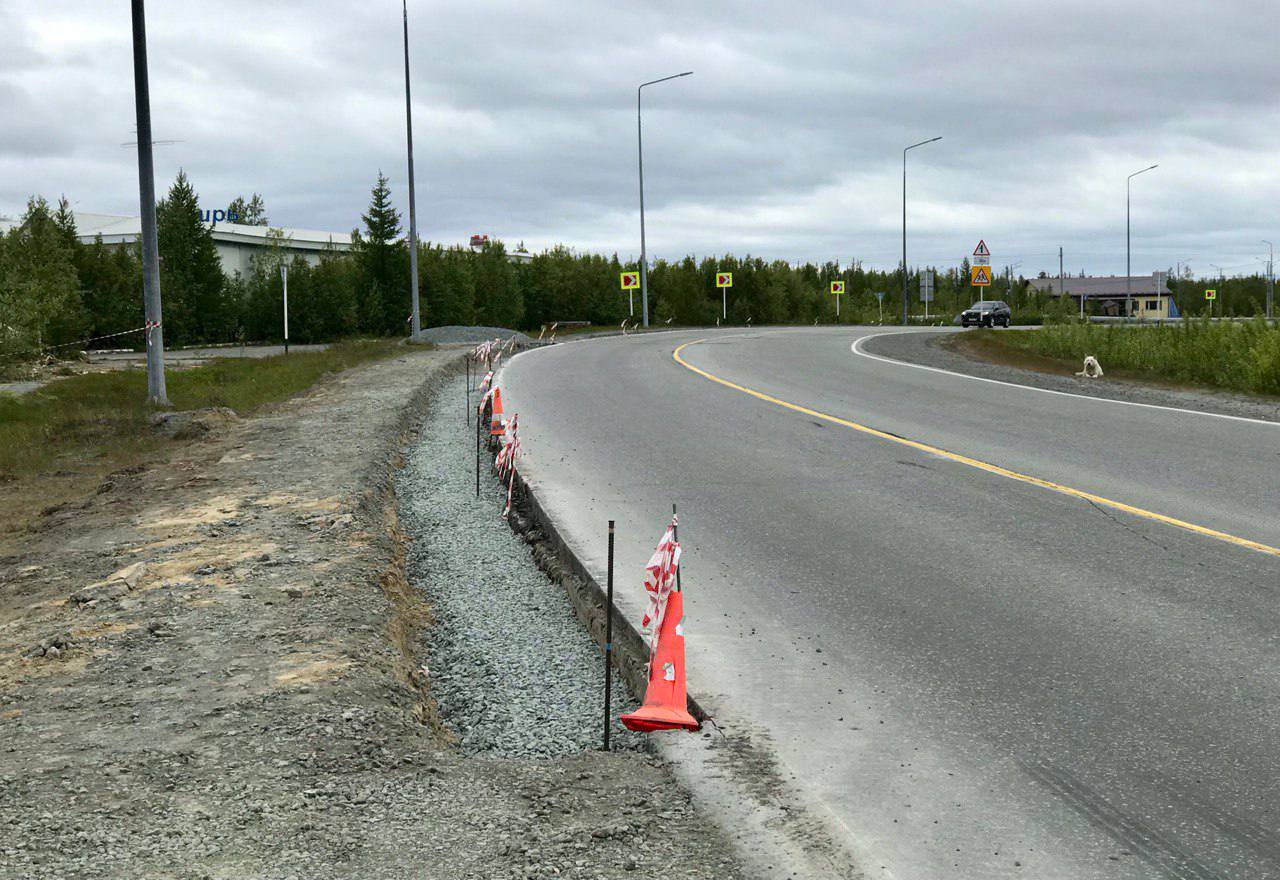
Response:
[863, 328, 1280, 423]
[401, 374, 641, 757]
[412, 325, 531, 345]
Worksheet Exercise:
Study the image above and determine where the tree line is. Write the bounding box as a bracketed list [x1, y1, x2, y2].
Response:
[2, 171, 1274, 366]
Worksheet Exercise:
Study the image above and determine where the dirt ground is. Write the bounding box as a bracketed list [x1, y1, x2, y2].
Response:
[0, 348, 745, 879]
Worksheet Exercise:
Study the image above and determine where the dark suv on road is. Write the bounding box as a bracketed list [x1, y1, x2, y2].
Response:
[960, 300, 1012, 328]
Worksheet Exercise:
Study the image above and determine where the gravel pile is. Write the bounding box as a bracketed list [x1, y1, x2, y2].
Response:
[401, 374, 642, 757]
[412, 325, 531, 345]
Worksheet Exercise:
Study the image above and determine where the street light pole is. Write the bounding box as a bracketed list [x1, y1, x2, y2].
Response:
[129, 0, 168, 406]
[637, 71, 692, 328]
[1263, 240, 1274, 320]
[403, 0, 422, 337]
[902, 137, 942, 326]
[1126, 164, 1158, 320]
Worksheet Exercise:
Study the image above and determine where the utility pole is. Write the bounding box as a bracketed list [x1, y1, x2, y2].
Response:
[130, 0, 168, 406]
[402, 0, 422, 337]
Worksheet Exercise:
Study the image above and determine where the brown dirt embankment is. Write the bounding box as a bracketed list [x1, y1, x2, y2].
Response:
[0, 347, 745, 879]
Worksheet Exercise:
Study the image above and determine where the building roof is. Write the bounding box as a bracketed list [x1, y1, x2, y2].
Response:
[1, 211, 352, 251]
[1029, 275, 1168, 298]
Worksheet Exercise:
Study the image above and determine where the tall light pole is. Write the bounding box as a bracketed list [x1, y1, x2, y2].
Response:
[129, 0, 168, 406]
[1260, 242, 1274, 319]
[637, 71, 692, 328]
[902, 136, 942, 325]
[402, 0, 422, 337]
[1126, 164, 1158, 319]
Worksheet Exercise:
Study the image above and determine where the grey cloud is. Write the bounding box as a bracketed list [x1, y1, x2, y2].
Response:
[0, 0, 1277, 277]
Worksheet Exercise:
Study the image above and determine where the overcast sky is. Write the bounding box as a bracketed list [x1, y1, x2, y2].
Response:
[2, 0, 1278, 278]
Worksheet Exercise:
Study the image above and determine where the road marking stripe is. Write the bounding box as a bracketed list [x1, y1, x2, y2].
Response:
[851, 330, 1280, 428]
[673, 338, 1280, 559]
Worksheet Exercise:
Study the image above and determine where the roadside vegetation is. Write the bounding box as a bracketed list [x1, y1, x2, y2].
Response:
[10, 170, 1271, 377]
[0, 339, 400, 535]
[979, 319, 1280, 396]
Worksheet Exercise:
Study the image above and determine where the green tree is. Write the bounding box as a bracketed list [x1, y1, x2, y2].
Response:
[156, 170, 227, 343]
[471, 240, 523, 328]
[308, 247, 360, 339]
[351, 172, 405, 334]
[0, 197, 87, 356]
[227, 193, 267, 225]
[78, 237, 143, 341]
[236, 227, 294, 341]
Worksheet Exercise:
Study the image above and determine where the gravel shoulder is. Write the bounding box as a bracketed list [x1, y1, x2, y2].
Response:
[0, 348, 745, 879]
[862, 328, 1280, 423]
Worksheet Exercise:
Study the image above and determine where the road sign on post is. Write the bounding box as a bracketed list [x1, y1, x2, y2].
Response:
[920, 269, 934, 320]
[716, 272, 733, 320]
[1205, 288, 1216, 300]
[874, 289, 885, 322]
[970, 265, 992, 286]
[830, 280, 845, 319]
[621, 271, 639, 318]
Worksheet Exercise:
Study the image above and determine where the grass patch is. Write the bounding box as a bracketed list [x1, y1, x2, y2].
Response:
[965, 321, 1280, 397]
[0, 339, 402, 537]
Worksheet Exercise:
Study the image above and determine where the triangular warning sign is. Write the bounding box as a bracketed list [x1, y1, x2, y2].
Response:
[973, 240, 990, 257]
[970, 265, 991, 285]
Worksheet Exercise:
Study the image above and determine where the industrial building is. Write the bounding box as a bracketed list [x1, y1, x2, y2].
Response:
[42, 212, 356, 276]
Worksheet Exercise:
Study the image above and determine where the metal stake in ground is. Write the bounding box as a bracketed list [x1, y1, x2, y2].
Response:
[475, 397, 482, 497]
[603, 520, 616, 751]
[672, 503, 682, 593]
[465, 356, 470, 425]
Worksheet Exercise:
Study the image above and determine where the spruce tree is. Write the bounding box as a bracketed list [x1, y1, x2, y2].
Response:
[157, 170, 227, 344]
[352, 172, 405, 334]
[0, 197, 86, 353]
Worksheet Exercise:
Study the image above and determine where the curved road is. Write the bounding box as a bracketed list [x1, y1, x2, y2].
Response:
[500, 327, 1280, 879]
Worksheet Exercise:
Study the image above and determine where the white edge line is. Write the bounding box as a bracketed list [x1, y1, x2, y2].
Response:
[852, 330, 1280, 428]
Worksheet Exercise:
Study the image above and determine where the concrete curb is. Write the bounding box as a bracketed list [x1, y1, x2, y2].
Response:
[503, 467, 708, 725]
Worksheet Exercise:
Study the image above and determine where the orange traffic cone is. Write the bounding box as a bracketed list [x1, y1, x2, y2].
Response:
[621, 591, 700, 733]
[488, 388, 506, 438]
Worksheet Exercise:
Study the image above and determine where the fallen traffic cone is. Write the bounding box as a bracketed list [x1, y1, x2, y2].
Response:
[488, 388, 506, 438]
[621, 590, 700, 733]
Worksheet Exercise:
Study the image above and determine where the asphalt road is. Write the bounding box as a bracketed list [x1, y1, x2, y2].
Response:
[500, 327, 1280, 880]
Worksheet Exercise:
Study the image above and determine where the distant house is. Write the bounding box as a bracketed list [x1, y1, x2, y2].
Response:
[1028, 274, 1176, 318]
[56, 212, 354, 277]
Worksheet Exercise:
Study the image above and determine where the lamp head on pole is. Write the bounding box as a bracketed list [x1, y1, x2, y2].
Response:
[1128, 164, 1159, 182]
[905, 136, 943, 154]
[640, 71, 694, 91]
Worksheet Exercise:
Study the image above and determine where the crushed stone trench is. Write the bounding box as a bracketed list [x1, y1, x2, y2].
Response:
[400, 373, 642, 757]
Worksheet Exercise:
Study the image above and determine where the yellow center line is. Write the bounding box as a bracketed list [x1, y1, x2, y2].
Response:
[673, 338, 1280, 559]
